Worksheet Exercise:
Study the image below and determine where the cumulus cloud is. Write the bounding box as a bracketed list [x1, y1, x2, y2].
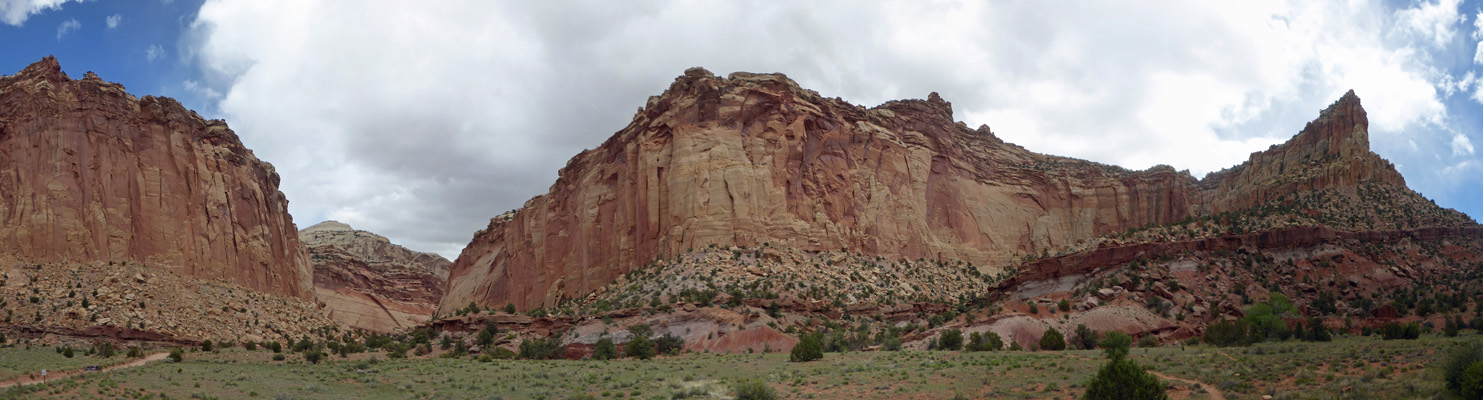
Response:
[105, 13, 119, 29]
[1394, 0, 1462, 48]
[185, 0, 1472, 258]
[54, 17, 76, 39]
[145, 44, 165, 61]
[1455, 133, 1476, 156]
[0, 0, 78, 26]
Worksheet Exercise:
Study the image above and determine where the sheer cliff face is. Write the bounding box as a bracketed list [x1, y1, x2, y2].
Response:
[441, 69, 1416, 314]
[0, 57, 313, 300]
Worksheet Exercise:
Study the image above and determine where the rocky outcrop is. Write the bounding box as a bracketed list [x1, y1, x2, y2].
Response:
[441, 68, 1436, 313]
[0, 57, 312, 300]
[301, 221, 449, 332]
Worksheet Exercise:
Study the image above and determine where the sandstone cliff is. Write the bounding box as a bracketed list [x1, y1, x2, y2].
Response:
[0, 56, 313, 300]
[302, 221, 449, 332]
[441, 68, 1448, 313]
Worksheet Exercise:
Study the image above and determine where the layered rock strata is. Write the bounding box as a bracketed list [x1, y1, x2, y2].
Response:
[441, 68, 1456, 313]
[0, 56, 312, 300]
[301, 221, 449, 332]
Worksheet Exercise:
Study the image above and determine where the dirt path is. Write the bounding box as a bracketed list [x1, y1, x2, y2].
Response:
[0, 352, 168, 388]
[1149, 370, 1226, 400]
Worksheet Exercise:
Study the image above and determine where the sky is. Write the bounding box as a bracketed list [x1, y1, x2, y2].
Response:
[2, 0, 1480, 260]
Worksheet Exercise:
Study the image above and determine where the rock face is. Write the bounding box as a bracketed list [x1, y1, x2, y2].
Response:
[440, 68, 1437, 313]
[0, 57, 312, 300]
[301, 221, 450, 332]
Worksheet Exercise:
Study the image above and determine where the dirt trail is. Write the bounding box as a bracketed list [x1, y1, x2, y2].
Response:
[1149, 370, 1226, 400]
[0, 352, 168, 388]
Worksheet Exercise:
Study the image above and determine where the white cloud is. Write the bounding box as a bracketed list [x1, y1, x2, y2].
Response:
[54, 17, 77, 39]
[1474, 10, 1483, 64]
[105, 13, 119, 29]
[186, 0, 1472, 258]
[0, 0, 79, 26]
[145, 44, 165, 61]
[1454, 133, 1476, 155]
[1394, 0, 1462, 47]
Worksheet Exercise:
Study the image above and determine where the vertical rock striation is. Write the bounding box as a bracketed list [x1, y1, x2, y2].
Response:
[441, 68, 1437, 313]
[0, 56, 312, 300]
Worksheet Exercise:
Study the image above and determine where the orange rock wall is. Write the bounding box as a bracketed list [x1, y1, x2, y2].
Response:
[0, 57, 312, 300]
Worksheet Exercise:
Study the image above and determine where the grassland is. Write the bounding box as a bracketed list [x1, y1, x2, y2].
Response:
[3, 333, 1477, 399]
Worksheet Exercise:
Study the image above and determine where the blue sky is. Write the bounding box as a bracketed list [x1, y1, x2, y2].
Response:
[2, 1, 1480, 258]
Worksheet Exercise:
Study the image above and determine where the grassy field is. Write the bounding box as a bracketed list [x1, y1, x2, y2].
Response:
[0, 346, 112, 382]
[3, 333, 1477, 399]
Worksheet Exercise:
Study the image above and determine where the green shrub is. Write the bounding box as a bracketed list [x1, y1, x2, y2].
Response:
[983, 332, 1004, 351]
[965, 332, 983, 352]
[267, 341, 283, 353]
[1381, 322, 1421, 340]
[518, 336, 565, 360]
[62, 346, 74, 358]
[1074, 324, 1099, 350]
[488, 346, 516, 360]
[732, 379, 777, 400]
[1203, 319, 1248, 347]
[304, 351, 324, 364]
[1039, 328, 1065, 351]
[477, 323, 497, 346]
[127, 346, 144, 358]
[1138, 335, 1158, 348]
[95, 342, 115, 358]
[1447, 344, 1483, 395]
[790, 333, 824, 362]
[1462, 362, 1483, 400]
[168, 347, 183, 363]
[201, 340, 213, 352]
[938, 329, 963, 351]
[625, 335, 656, 360]
[245, 341, 257, 351]
[1082, 331, 1167, 400]
[272, 354, 286, 361]
[592, 338, 618, 360]
[655, 333, 685, 355]
[1059, 299, 1072, 312]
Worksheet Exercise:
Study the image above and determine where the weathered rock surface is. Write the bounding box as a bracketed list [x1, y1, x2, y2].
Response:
[442, 68, 1454, 313]
[0, 57, 312, 300]
[300, 221, 450, 332]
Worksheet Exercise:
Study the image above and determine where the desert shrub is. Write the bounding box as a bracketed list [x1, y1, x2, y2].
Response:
[292, 337, 314, 353]
[883, 336, 902, 351]
[592, 338, 618, 360]
[733, 379, 778, 400]
[939, 329, 964, 351]
[245, 341, 257, 351]
[167, 347, 183, 363]
[267, 341, 283, 353]
[477, 323, 497, 346]
[655, 334, 685, 356]
[272, 354, 285, 361]
[965, 332, 983, 352]
[304, 350, 324, 364]
[488, 346, 516, 360]
[625, 335, 656, 360]
[62, 346, 74, 358]
[1075, 324, 1099, 350]
[1381, 322, 1421, 340]
[127, 346, 144, 358]
[1299, 317, 1331, 342]
[1138, 335, 1158, 348]
[1082, 331, 1167, 399]
[518, 336, 565, 360]
[201, 340, 213, 352]
[1446, 344, 1483, 395]
[95, 342, 115, 358]
[1009, 340, 1023, 351]
[1203, 319, 1248, 347]
[983, 332, 1004, 351]
[1462, 362, 1483, 400]
[790, 333, 824, 362]
[1059, 299, 1072, 312]
[1446, 318, 1461, 338]
[503, 304, 516, 314]
[1039, 328, 1066, 351]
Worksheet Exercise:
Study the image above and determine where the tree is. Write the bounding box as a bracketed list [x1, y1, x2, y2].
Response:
[518, 337, 565, 360]
[1082, 332, 1167, 400]
[655, 334, 685, 355]
[1446, 344, 1483, 395]
[1074, 324, 1100, 350]
[938, 329, 964, 351]
[592, 338, 618, 360]
[168, 347, 184, 363]
[965, 332, 984, 352]
[95, 342, 115, 358]
[477, 323, 498, 346]
[983, 332, 1004, 351]
[1202, 319, 1248, 347]
[201, 340, 214, 352]
[1059, 299, 1072, 312]
[628, 324, 654, 339]
[1039, 328, 1066, 351]
[625, 335, 656, 360]
[304, 350, 325, 364]
[790, 333, 824, 362]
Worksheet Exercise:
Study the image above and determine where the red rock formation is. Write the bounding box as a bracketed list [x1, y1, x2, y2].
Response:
[301, 221, 449, 332]
[0, 57, 312, 300]
[440, 68, 1433, 313]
